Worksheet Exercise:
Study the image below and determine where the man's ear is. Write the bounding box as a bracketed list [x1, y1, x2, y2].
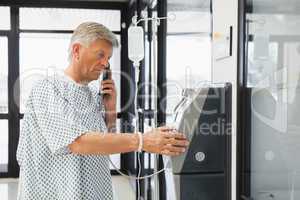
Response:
[72, 43, 81, 62]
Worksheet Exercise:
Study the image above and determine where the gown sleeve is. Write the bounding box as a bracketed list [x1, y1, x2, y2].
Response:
[31, 79, 90, 155]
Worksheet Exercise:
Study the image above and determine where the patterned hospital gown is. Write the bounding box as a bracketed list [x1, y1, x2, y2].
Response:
[16, 74, 114, 200]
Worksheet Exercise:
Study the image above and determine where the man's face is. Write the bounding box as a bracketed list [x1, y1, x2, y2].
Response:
[76, 39, 113, 81]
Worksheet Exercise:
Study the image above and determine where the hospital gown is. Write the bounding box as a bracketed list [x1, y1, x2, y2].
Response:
[16, 74, 113, 200]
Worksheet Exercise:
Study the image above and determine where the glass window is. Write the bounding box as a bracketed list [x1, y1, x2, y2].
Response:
[19, 33, 71, 113]
[0, 7, 10, 30]
[0, 120, 8, 172]
[247, 42, 279, 88]
[0, 37, 8, 114]
[20, 8, 120, 31]
[168, 11, 211, 34]
[166, 35, 211, 115]
[244, 1, 300, 199]
[166, 0, 212, 124]
[167, 0, 211, 34]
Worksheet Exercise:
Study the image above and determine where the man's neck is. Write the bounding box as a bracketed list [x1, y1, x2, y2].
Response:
[64, 64, 89, 85]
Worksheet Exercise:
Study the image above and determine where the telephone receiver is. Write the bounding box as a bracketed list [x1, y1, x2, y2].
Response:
[101, 63, 111, 97]
[102, 62, 111, 81]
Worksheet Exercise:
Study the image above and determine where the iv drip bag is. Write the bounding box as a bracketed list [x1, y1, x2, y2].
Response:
[128, 26, 144, 67]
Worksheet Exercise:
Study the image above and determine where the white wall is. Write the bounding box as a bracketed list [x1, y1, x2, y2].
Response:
[212, 0, 238, 200]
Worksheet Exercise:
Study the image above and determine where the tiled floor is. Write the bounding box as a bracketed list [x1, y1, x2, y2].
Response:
[0, 176, 135, 200]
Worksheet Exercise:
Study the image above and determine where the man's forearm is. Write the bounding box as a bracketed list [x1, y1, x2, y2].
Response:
[69, 132, 139, 155]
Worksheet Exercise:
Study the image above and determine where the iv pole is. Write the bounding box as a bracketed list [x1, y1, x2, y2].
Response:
[129, 13, 174, 200]
[152, 17, 159, 200]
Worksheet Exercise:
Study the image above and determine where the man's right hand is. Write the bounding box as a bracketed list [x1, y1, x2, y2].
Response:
[142, 126, 189, 156]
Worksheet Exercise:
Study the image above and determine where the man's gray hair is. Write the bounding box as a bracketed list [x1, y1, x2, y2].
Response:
[68, 22, 119, 62]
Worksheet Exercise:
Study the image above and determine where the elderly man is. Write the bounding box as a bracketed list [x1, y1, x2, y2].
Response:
[16, 22, 188, 199]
